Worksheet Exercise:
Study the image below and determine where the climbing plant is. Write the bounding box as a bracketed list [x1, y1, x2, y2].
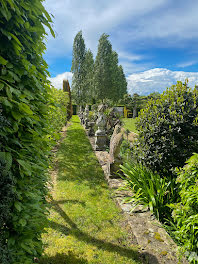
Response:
[0, 0, 55, 263]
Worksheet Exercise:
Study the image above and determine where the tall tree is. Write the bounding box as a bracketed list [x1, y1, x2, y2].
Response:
[110, 50, 119, 102]
[83, 49, 94, 103]
[117, 65, 127, 99]
[110, 52, 127, 102]
[71, 31, 86, 104]
[63, 79, 73, 120]
[94, 34, 113, 101]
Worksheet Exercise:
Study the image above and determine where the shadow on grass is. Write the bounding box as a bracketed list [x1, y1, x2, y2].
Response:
[46, 198, 159, 264]
[39, 251, 88, 264]
[44, 118, 159, 264]
[56, 127, 108, 188]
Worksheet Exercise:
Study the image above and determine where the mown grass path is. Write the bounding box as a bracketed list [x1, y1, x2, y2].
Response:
[122, 118, 137, 133]
[40, 116, 142, 264]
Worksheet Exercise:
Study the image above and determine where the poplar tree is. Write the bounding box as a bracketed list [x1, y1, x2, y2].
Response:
[71, 31, 86, 104]
[95, 34, 127, 102]
[117, 65, 127, 99]
[110, 50, 119, 102]
[83, 49, 94, 103]
[94, 34, 113, 101]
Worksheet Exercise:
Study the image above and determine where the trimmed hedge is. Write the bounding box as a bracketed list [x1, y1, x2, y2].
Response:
[134, 81, 198, 176]
[0, 0, 56, 263]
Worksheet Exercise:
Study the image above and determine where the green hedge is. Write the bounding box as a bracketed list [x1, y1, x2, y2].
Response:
[134, 81, 198, 176]
[0, 107, 13, 263]
[0, 0, 56, 263]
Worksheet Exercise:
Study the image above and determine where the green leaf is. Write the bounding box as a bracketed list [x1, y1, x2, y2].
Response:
[6, 86, 12, 99]
[0, 83, 4, 90]
[14, 201, 22, 212]
[0, 152, 12, 174]
[17, 159, 31, 172]
[19, 102, 33, 115]
[0, 56, 8, 65]
[11, 111, 22, 121]
[19, 219, 27, 227]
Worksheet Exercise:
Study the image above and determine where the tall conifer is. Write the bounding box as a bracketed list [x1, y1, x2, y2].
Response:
[71, 31, 86, 104]
[83, 49, 94, 103]
[94, 34, 113, 101]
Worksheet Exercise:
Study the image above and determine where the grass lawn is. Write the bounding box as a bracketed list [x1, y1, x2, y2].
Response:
[39, 116, 142, 264]
[122, 118, 137, 133]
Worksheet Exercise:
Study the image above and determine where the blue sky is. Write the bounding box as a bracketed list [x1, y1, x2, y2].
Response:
[44, 0, 198, 94]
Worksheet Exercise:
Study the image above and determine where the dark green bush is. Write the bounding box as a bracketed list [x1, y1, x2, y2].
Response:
[169, 153, 198, 263]
[134, 81, 198, 176]
[0, 0, 55, 263]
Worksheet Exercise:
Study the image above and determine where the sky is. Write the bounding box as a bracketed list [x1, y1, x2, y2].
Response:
[44, 0, 198, 95]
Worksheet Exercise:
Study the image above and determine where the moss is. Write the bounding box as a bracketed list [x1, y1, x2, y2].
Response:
[154, 232, 164, 242]
[160, 251, 168, 256]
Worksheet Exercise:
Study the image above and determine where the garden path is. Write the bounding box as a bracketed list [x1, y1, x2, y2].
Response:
[39, 116, 148, 264]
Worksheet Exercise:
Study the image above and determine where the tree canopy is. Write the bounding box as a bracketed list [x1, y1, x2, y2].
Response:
[71, 32, 127, 104]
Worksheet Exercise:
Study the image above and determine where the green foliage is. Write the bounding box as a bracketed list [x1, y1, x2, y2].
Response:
[169, 153, 198, 263]
[71, 32, 127, 104]
[83, 49, 94, 103]
[46, 86, 68, 145]
[117, 65, 127, 99]
[0, 0, 55, 263]
[71, 31, 86, 104]
[120, 162, 177, 220]
[0, 108, 13, 264]
[94, 34, 113, 100]
[62, 80, 72, 120]
[122, 93, 148, 118]
[134, 81, 198, 176]
[94, 34, 127, 102]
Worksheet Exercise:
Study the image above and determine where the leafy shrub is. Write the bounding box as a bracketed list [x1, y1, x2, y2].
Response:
[0, 0, 55, 263]
[134, 81, 198, 176]
[120, 162, 177, 220]
[169, 153, 198, 263]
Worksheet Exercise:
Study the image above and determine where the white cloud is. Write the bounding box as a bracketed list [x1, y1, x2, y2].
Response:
[43, 0, 168, 59]
[127, 68, 198, 95]
[49, 68, 198, 96]
[43, 0, 198, 80]
[44, 0, 198, 58]
[49, 72, 73, 89]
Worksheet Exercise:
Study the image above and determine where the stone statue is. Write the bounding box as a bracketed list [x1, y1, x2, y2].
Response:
[87, 121, 95, 136]
[95, 104, 107, 150]
[84, 105, 89, 129]
[107, 124, 123, 177]
[79, 105, 83, 124]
